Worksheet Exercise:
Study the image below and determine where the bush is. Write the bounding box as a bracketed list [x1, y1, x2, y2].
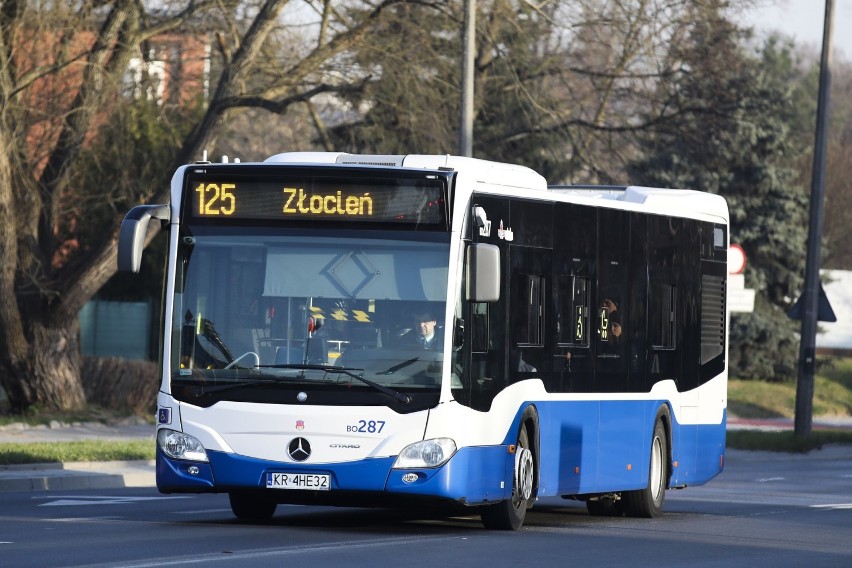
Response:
[81, 357, 159, 416]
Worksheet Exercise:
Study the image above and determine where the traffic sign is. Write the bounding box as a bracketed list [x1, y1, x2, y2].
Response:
[729, 244, 746, 274]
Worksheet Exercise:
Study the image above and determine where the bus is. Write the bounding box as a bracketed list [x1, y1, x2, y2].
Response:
[118, 152, 729, 530]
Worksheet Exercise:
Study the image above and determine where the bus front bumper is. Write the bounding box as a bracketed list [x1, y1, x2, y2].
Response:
[156, 444, 513, 506]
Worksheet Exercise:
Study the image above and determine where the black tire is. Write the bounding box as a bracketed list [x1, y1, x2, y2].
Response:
[586, 496, 623, 517]
[623, 418, 667, 518]
[481, 424, 535, 530]
[229, 492, 277, 520]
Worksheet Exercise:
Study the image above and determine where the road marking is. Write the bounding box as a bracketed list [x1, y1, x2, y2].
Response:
[172, 509, 232, 515]
[87, 535, 464, 567]
[810, 503, 852, 510]
[48, 517, 123, 522]
[756, 477, 785, 483]
[34, 495, 191, 507]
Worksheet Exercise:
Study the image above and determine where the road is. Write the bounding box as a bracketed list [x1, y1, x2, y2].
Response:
[1, 447, 851, 568]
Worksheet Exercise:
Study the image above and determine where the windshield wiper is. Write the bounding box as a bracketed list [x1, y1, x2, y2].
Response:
[207, 364, 413, 404]
[378, 357, 419, 375]
[261, 364, 412, 404]
[184, 376, 298, 398]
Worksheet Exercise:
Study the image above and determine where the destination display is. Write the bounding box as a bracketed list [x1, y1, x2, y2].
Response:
[184, 171, 447, 225]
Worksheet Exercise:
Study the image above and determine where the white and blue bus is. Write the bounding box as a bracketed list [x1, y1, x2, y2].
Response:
[119, 152, 729, 530]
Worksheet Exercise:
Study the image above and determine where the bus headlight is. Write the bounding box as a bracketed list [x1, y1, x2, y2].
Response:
[393, 438, 456, 469]
[157, 429, 209, 462]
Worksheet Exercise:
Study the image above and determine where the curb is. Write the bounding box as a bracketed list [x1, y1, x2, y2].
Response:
[0, 460, 155, 493]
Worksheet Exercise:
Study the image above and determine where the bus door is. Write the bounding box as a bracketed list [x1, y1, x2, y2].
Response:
[595, 208, 643, 488]
[553, 202, 596, 393]
[457, 196, 510, 412]
[595, 208, 629, 392]
[555, 269, 592, 393]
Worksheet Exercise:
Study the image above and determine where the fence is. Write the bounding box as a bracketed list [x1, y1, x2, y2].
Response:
[79, 300, 154, 360]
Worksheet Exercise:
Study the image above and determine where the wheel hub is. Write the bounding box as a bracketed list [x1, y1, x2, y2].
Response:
[515, 447, 534, 501]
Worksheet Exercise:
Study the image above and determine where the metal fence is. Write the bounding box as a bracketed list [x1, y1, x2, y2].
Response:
[79, 300, 153, 360]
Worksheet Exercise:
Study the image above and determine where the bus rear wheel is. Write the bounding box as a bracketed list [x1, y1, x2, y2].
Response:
[480, 425, 535, 530]
[623, 419, 667, 518]
[229, 491, 277, 520]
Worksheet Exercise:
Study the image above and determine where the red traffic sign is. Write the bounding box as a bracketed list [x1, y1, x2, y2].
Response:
[728, 244, 746, 274]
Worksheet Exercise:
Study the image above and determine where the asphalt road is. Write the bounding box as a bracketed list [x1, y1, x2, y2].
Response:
[1, 446, 851, 568]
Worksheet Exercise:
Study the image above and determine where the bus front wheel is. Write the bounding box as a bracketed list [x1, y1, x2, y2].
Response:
[480, 424, 535, 530]
[623, 418, 667, 518]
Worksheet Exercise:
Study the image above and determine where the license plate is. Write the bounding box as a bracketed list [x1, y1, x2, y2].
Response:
[266, 472, 330, 491]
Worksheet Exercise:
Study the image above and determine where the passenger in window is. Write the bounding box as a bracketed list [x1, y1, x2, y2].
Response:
[600, 297, 622, 342]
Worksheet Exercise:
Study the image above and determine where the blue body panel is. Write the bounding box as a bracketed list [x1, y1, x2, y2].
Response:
[156, 400, 725, 502]
[532, 401, 726, 496]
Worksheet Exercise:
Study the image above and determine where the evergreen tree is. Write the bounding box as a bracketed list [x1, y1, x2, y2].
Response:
[628, 17, 809, 380]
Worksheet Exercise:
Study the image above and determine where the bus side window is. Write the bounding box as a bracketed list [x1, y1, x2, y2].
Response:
[651, 283, 676, 350]
[513, 273, 545, 347]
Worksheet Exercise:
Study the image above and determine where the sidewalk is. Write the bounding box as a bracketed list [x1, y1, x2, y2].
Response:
[0, 418, 156, 493]
[2, 415, 852, 494]
[727, 415, 852, 432]
[0, 460, 155, 492]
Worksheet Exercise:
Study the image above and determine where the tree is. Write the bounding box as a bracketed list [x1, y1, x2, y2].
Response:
[628, 17, 810, 380]
[327, 0, 730, 183]
[747, 39, 852, 271]
[0, 0, 435, 412]
[0, 1, 207, 412]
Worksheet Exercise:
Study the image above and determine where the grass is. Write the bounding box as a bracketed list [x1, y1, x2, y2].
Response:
[0, 439, 155, 466]
[725, 356, 852, 452]
[0, 404, 155, 465]
[728, 357, 852, 419]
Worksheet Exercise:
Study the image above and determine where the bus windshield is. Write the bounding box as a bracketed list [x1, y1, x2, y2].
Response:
[170, 226, 451, 402]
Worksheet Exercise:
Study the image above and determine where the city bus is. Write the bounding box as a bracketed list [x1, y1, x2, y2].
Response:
[118, 152, 729, 530]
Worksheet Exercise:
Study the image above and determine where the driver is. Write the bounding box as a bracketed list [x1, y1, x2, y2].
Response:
[401, 311, 443, 350]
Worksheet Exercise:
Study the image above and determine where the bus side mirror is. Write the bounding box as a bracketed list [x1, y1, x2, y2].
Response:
[118, 204, 170, 273]
[466, 243, 500, 302]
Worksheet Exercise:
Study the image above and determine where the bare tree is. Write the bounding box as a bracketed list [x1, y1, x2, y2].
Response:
[816, 59, 852, 269]
[0, 0, 429, 412]
[327, 0, 751, 184]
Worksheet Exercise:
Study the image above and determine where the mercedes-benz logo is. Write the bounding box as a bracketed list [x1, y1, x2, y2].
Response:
[288, 437, 311, 462]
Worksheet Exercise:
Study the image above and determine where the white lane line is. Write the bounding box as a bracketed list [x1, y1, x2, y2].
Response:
[810, 503, 852, 510]
[89, 535, 465, 568]
[35, 495, 191, 507]
[171, 509, 232, 515]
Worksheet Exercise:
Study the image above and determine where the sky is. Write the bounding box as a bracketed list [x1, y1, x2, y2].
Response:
[744, 0, 852, 61]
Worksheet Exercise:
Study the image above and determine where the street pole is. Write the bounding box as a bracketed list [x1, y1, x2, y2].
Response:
[795, 0, 834, 438]
[459, 0, 475, 157]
